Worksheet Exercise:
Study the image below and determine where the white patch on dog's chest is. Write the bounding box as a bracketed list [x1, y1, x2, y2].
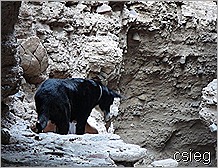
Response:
[109, 98, 120, 119]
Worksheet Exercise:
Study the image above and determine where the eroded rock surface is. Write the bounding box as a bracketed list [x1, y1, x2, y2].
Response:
[1, 1, 22, 100]
[1, 1, 22, 150]
[199, 79, 217, 131]
[114, 2, 217, 167]
[15, 1, 125, 86]
[1, 118, 147, 167]
[2, 1, 217, 167]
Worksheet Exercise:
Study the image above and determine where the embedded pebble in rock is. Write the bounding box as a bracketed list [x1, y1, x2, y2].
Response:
[96, 4, 112, 14]
[151, 158, 178, 167]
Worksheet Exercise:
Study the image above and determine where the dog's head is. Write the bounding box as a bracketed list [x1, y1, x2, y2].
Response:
[98, 86, 121, 122]
[35, 112, 49, 133]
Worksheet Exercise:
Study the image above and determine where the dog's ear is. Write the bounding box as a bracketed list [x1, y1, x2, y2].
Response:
[118, 94, 126, 100]
[91, 78, 102, 85]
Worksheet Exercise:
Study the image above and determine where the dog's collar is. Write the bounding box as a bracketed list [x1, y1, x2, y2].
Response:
[91, 79, 102, 102]
[97, 84, 102, 102]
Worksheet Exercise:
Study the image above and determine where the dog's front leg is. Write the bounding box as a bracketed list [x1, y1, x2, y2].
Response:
[56, 121, 69, 135]
[76, 120, 86, 135]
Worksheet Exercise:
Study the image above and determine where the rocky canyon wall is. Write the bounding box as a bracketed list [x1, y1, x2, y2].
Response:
[15, 1, 125, 87]
[115, 1, 217, 166]
[1, 1, 22, 145]
[1, 1, 22, 109]
[2, 1, 217, 167]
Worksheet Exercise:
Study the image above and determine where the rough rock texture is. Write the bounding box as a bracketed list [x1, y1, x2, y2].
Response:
[114, 1, 217, 167]
[135, 158, 179, 167]
[1, 1, 22, 146]
[1, 117, 147, 167]
[199, 79, 217, 130]
[1, 1, 22, 101]
[15, 1, 124, 86]
[2, 1, 217, 167]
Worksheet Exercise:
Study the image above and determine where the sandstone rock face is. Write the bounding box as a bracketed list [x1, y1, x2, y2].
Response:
[15, 1, 124, 86]
[199, 79, 217, 131]
[2, 1, 217, 167]
[114, 2, 217, 167]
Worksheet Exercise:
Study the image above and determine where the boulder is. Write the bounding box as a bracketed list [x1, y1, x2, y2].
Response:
[18, 36, 48, 84]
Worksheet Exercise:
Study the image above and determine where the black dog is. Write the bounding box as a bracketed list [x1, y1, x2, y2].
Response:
[34, 78, 121, 135]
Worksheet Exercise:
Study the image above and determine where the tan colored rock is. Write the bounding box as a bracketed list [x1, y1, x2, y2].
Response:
[18, 36, 48, 83]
